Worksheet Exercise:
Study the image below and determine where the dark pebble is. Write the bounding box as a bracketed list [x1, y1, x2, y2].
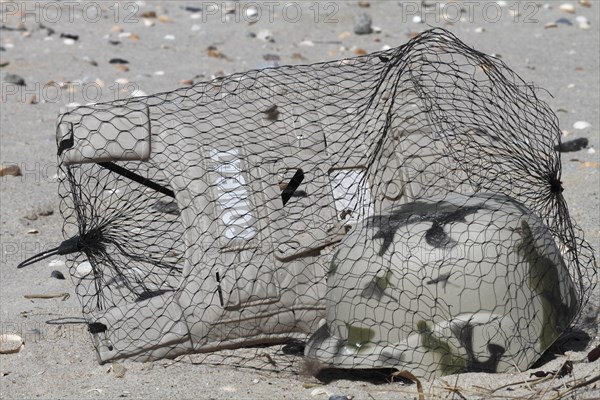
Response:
[39, 23, 55, 36]
[354, 13, 373, 35]
[555, 138, 588, 152]
[108, 40, 121, 46]
[555, 18, 573, 26]
[587, 345, 600, 362]
[184, 6, 202, 13]
[329, 396, 350, 400]
[109, 58, 129, 64]
[60, 33, 79, 40]
[0, 72, 25, 86]
[51, 270, 65, 280]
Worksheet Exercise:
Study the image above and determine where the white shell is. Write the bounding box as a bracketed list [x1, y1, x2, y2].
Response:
[573, 121, 591, 130]
[0, 334, 24, 354]
[559, 3, 576, 13]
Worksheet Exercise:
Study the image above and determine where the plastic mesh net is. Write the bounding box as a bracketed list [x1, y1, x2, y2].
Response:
[47, 28, 595, 379]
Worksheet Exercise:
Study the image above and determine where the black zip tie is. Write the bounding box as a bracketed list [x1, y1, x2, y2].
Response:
[98, 162, 175, 199]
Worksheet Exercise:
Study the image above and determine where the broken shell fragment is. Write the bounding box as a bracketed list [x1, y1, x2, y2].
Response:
[0, 334, 24, 354]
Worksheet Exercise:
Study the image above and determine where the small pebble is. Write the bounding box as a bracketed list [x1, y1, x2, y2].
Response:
[329, 396, 351, 400]
[26, 229, 39, 234]
[115, 78, 129, 85]
[358, 1, 370, 7]
[143, 18, 155, 27]
[83, 56, 98, 66]
[158, 15, 173, 23]
[299, 40, 314, 46]
[573, 121, 591, 130]
[474, 27, 485, 33]
[164, 34, 175, 40]
[109, 58, 129, 64]
[545, 22, 558, 29]
[51, 270, 65, 280]
[496, 0, 508, 6]
[257, 29, 274, 42]
[75, 261, 93, 278]
[140, 11, 157, 18]
[0, 72, 25, 86]
[353, 13, 373, 34]
[0, 334, 24, 354]
[412, 15, 422, 24]
[588, 148, 596, 154]
[579, 20, 591, 29]
[63, 38, 76, 45]
[579, 0, 591, 7]
[180, 79, 194, 86]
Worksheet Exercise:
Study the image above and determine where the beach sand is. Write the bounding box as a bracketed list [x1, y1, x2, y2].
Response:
[1, 1, 598, 399]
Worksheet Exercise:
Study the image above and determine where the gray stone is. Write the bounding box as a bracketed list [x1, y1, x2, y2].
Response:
[0, 72, 25, 86]
[354, 13, 373, 35]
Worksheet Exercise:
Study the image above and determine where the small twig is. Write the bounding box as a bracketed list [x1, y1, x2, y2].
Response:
[259, 352, 276, 367]
[535, 359, 572, 400]
[489, 376, 549, 393]
[551, 374, 600, 400]
[441, 378, 467, 400]
[24, 292, 70, 301]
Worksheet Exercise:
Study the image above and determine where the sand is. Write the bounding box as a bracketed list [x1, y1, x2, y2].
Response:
[1, 1, 599, 399]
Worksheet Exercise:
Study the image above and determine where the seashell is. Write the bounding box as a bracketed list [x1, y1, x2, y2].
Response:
[0, 165, 21, 177]
[559, 3, 575, 13]
[573, 121, 591, 130]
[0, 334, 24, 354]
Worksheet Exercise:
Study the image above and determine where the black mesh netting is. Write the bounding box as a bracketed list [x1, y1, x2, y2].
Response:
[49, 28, 595, 379]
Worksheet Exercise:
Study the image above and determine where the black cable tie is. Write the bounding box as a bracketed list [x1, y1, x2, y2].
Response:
[16, 235, 82, 269]
[97, 162, 175, 199]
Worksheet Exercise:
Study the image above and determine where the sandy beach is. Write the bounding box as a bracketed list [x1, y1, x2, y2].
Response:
[1, 1, 599, 399]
